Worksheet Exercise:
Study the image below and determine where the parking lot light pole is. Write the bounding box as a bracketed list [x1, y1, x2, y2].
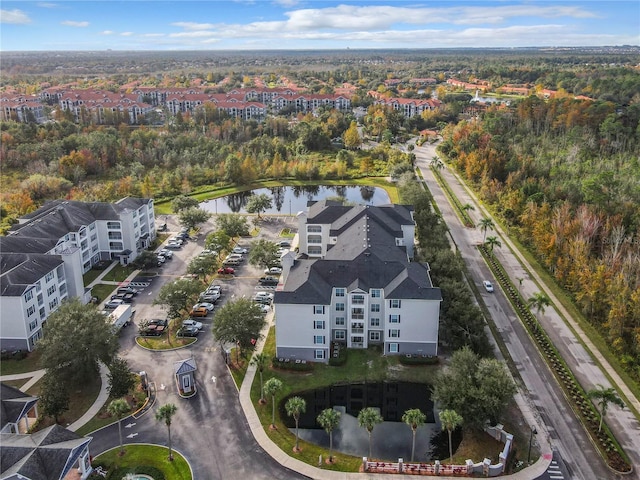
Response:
[528, 425, 538, 464]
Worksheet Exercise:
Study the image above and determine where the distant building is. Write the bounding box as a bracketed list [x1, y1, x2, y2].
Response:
[0, 197, 155, 352]
[274, 200, 441, 363]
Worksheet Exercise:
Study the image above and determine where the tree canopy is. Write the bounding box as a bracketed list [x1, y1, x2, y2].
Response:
[216, 214, 250, 238]
[248, 239, 280, 269]
[178, 206, 211, 230]
[154, 279, 203, 319]
[245, 193, 273, 218]
[211, 298, 266, 355]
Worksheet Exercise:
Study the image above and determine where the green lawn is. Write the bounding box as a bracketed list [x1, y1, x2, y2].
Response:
[100, 264, 136, 283]
[0, 349, 42, 375]
[82, 268, 103, 287]
[90, 284, 119, 303]
[94, 444, 191, 480]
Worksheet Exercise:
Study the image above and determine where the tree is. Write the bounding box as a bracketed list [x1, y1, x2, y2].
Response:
[132, 250, 159, 270]
[587, 385, 625, 432]
[187, 254, 218, 279]
[178, 207, 211, 231]
[484, 236, 502, 252]
[285, 396, 306, 452]
[461, 203, 475, 213]
[171, 195, 199, 213]
[107, 357, 136, 399]
[153, 278, 202, 319]
[250, 352, 269, 403]
[216, 213, 250, 238]
[264, 378, 283, 429]
[245, 193, 273, 219]
[439, 409, 463, 463]
[343, 121, 362, 150]
[433, 346, 516, 430]
[528, 291, 551, 317]
[38, 298, 119, 385]
[108, 398, 131, 455]
[248, 239, 280, 269]
[206, 230, 232, 255]
[357, 407, 383, 459]
[430, 156, 444, 170]
[402, 408, 426, 462]
[212, 298, 266, 358]
[39, 372, 70, 424]
[317, 408, 341, 463]
[478, 217, 494, 242]
[155, 403, 178, 461]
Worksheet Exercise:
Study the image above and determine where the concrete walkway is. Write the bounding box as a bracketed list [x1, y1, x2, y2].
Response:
[68, 362, 111, 432]
[238, 315, 550, 480]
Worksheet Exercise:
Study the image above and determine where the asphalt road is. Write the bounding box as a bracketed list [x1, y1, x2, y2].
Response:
[89, 215, 309, 479]
[413, 141, 628, 480]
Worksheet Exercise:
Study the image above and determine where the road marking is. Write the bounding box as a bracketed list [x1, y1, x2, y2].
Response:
[124, 422, 136, 428]
[212, 376, 216, 384]
[126, 432, 138, 439]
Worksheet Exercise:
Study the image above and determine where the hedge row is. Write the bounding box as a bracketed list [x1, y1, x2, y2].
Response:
[430, 165, 475, 227]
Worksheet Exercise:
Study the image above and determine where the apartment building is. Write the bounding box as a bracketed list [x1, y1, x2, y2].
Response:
[0, 197, 155, 352]
[274, 200, 441, 363]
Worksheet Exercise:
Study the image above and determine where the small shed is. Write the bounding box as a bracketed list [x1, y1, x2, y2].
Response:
[174, 358, 197, 398]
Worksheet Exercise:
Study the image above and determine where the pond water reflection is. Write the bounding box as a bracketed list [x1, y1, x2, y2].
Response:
[280, 382, 461, 462]
[200, 185, 390, 215]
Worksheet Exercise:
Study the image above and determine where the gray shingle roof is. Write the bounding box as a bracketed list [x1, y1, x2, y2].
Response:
[0, 254, 63, 297]
[0, 384, 39, 432]
[0, 237, 59, 255]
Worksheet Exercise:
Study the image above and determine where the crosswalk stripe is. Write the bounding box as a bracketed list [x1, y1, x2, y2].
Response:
[549, 475, 564, 479]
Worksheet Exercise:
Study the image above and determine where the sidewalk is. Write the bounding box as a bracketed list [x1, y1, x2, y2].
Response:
[238, 316, 550, 480]
[68, 362, 110, 432]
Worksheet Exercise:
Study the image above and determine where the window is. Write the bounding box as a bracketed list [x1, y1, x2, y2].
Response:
[314, 320, 325, 330]
[389, 314, 400, 323]
[48, 298, 59, 310]
[335, 317, 345, 326]
[371, 289, 381, 298]
[39, 307, 45, 319]
[315, 350, 325, 360]
[335, 330, 346, 340]
[389, 343, 399, 353]
[371, 303, 380, 313]
[308, 246, 322, 255]
[370, 318, 380, 327]
[29, 320, 38, 332]
[89, 223, 96, 231]
[370, 331, 381, 341]
[59, 284, 67, 297]
[81, 240, 88, 250]
[107, 221, 121, 230]
[351, 294, 365, 304]
[314, 335, 325, 345]
[45, 271, 55, 283]
[335, 303, 345, 312]
[390, 299, 401, 308]
[27, 305, 36, 316]
[335, 288, 345, 297]
[46, 285, 56, 296]
[314, 306, 325, 315]
[108, 232, 122, 240]
[109, 242, 123, 250]
[307, 225, 321, 233]
[351, 308, 364, 320]
[308, 235, 322, 244]
[90, 233, 97, 242]
[24, 290, 34, 302]
[389, 329, 400, 338]
[37, 294, 43, 306]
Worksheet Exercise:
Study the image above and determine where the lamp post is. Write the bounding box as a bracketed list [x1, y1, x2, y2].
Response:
[527, 425, 538, 464]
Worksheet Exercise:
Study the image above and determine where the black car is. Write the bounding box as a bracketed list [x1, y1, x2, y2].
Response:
[259, 276, 279, 286]
[116, 287, 138, 296]
[110, 292, 134, 303]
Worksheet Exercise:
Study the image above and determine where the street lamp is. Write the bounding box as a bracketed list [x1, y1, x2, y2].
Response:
[528, 425, 538, 464]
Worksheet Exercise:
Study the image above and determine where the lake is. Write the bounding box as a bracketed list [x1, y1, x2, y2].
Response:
[199, 185, 390, 215]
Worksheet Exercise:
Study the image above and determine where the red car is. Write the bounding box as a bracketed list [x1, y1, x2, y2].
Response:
[217, 267, 235, 275]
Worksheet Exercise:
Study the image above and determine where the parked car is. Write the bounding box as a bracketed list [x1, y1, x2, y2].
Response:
[200, 291, 220, 303]
[182, 319, 203, 330]
[104, 299, 125, 309]
[168, 237, 184, 245]
[259, 276, 279, 286]
[253, 292, 274, 304]
[111, 293, 134, 303]
[208, 284, 222, 294]
[177, 326, 200, 337]
[193, 302, 215, 312]
[222, 258, 241, 267]
[165, 242, 182, 249]
[158, 249, 173, 259]
[189, 306, 209, 317]
[217, 267, 235, 275]
[277, 241, 291, 248]
[257, 304, 270, 314]
[116, 287, 138, 296]
[483, 280, 494, 293]
[225, 253, 244, 262]
[200, 249, 217, 257]
[232, 247, 248, 254]
[264, 267, 282, 275]
[157, 255, 166, 264]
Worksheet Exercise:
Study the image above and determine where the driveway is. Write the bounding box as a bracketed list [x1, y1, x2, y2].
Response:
[89, 215, 308, 479]
[414, 141, 637, 479]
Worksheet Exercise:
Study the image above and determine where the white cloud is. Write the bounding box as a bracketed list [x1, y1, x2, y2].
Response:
[101, 30, 114, 35]
[171, 22, 216, 30]
[169, 31, 217, 38]
[121, 32, 133, 36]
[0, 9, 31, 24]
[142, 33, 165, 37]
[273, 0, 299, 7]
[37, 2, 58, 8]
[61, 20, 89, 27]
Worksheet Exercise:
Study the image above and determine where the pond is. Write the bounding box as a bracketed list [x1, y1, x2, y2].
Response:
[199, 185, 390, 215]
[280, 382, 461, 462]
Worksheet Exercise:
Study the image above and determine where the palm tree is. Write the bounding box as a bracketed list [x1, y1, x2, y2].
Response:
[439, 409, 463, 463]
[461, 203, 475, 213]
[528, 291, 551, 317]
[430, 156, 444, 170]
[478, 217, 495, 242]
[107, 398, 130, 455]
[317, 408, 341, 463]
[285, 396, 306, 452]
[402, 408, 426, 462]
[155, 403, 178, 461]
[250, 352, 269, 404]
[264, 378, 283, 429]
[484, 235, 502, 252]
[357, 407, 383, 459]
[587, 384, 625, 432]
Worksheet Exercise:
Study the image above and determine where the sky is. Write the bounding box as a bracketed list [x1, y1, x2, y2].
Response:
[0, 1, 638, 51]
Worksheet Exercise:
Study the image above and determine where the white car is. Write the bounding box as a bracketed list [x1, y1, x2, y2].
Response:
[232, 247, 248, 254]
[264, 267, 283, 275]
[253, 291, 274, 304]
[158, 249, 173, 259]
[483, 280, 494, 293]
[193, 302, 215, 312]
[104, 299, 125, 309]
[200, 249, 217, 257]
[182, 319, 203, 330]
[258, 304, 270, 314]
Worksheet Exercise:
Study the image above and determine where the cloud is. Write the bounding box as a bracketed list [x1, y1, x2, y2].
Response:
[0, 9, 31, 24]
[61, 20, 89, 27]
[101, 30, 114, 35]
[121, 32, 133, 36]
[169, 30, 217, 38]
[273, 0, 299, 6]
[37, 2, 58, 8]
[142, 33, 165, 38]
[171, 22, 216, 30]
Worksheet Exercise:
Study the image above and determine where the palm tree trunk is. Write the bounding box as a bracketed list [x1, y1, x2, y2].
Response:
[271, 396, 276, 427]
[168, 424, 173, 461]
[329, 432, 333, 462]
[295, 420, 300, 450]
[368, 431, 373, 458]
[411, 429, 416, 462]
[118, 419, 124, 453]
[599, 410, 604, 432]
[259, 371, 264, 401]
[448, 429, 453, 463]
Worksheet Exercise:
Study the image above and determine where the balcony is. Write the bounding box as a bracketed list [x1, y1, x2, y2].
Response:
[351, 328, 364, 334]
